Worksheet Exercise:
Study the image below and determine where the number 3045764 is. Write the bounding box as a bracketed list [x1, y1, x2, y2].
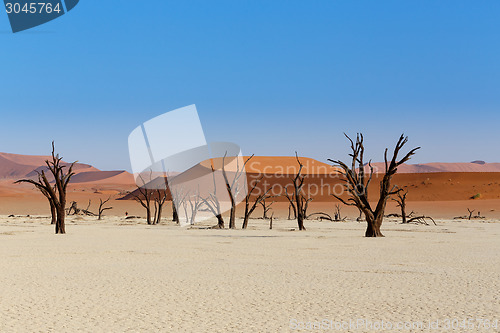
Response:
[5, 2, 62, 14]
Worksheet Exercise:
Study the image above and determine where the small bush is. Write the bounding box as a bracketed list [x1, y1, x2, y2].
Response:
[471, 193, 481, 200]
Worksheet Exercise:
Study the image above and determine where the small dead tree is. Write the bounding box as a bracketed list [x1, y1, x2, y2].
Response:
[292, 153, 307, 230]
[407, 215, 436, 225]
[242, 176, 272, 229]
[329, 134, 420, 237]
[187, 193, 203, 225]
[467, 208, 474, 220]
[259, 195, 275, 220]
[454, 208, 484, 220]
[67, 200, 95, 216]
[332, 204, 346, 222]
[15, 142, 75, 234]
[392, 187, 408, 224]
[98, 196, 113, 220]
[68, 201, 80, 215]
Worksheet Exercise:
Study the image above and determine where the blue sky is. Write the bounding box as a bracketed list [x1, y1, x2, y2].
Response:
[1, 1, 499, 170]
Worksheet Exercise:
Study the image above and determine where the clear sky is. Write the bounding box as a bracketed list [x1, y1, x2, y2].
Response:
[1, 1, 499, 171]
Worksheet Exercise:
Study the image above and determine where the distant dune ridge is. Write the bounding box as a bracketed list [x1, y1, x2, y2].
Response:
[367, 161, 500, 173]
[1, 152, 500, 203]
[0, 152, 134, 184]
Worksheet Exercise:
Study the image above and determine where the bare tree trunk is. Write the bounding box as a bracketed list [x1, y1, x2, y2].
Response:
[297, 213, 305, 230]
[242, 212, 250, 230]
[146, 206, 152, 225]
[55, 204, 66, 234]
[365, 215, 384, 237]
[156, 205, 163, 224]
[49, 199, 56, 225]
[172, 201, 179, 224]
[216, 214, 224, 229]
[229, 206, 236, 229]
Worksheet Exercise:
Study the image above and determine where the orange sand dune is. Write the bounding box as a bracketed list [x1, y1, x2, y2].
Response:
[200, 156, 339, 175]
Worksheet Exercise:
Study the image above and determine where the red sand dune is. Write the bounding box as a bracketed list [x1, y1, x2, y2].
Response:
[124, 156, 500, 203]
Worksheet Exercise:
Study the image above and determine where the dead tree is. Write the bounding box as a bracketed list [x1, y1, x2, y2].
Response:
[201, 193, 225, 228]
[187, 191, 203, 225]
[179, 186, 203, 225]
[467, 208, 474, 220]
[133, 174, 154, 225]
[292, 153, 307, 230]
[259, 195, 275, 219]
[328, 134, 420, 237]
[98, 197, 113, 220]
[407, 215, 436, 225]
[242, 177, 271, 229]
[152, 190, 167, 224]
[331, 204, 346, 222]
[221, 154, 253, 229]
[15, 142, 75, 234]
[68, 201, 80, 215]
[392, 187, 408, 224]
[454, 208, 484, 220]
[200, 166, 225, 229]
[67, 200, 95, 216]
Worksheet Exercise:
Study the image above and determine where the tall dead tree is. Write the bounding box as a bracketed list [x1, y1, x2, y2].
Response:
[242, 177, 272, 229]
[221, 154, 253, 229]
[292, 153, 307, 230]
[329, 134, 420, 237]
[15, 142, 75, 234]
[98, 196, 113, 220]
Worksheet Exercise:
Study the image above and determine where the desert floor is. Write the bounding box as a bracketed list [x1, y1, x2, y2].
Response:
[0, 216, 499, 332]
